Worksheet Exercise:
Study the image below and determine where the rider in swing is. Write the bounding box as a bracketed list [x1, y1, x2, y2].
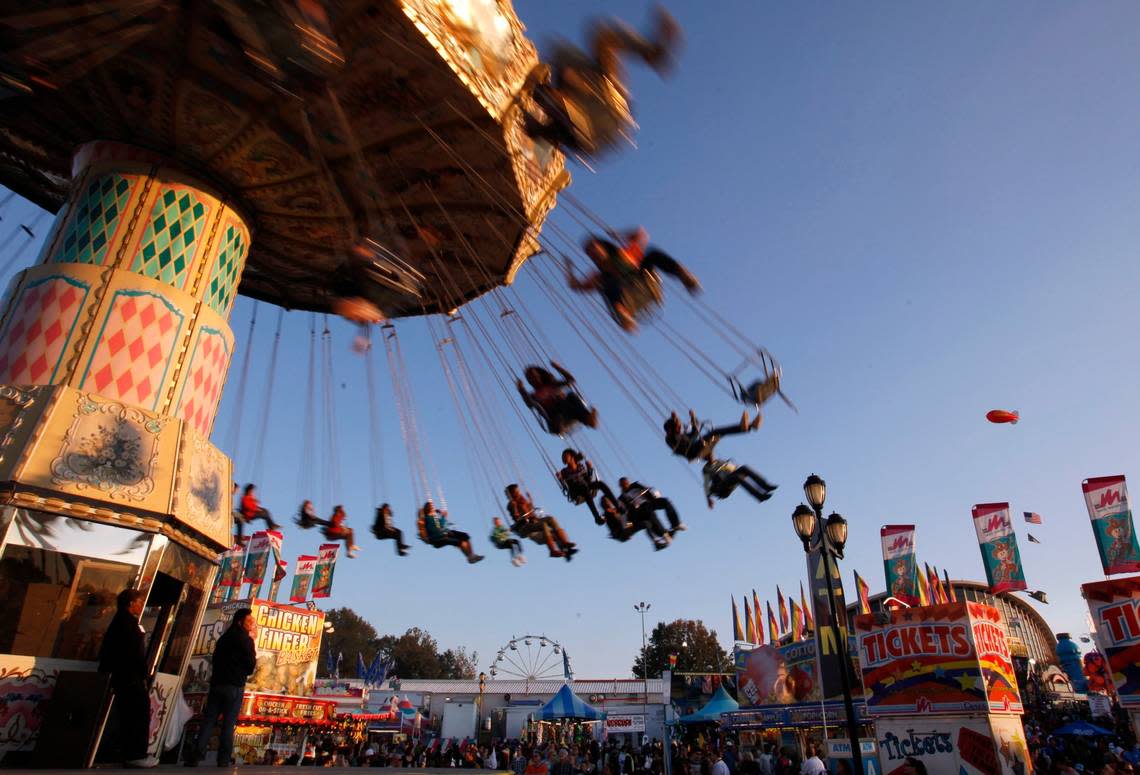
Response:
[556, 448, 615, 525]
[664, 408, 761, 462]
[522, 5, 681, 159]
[372, 503, 410, 557]
[599, 494, 670, 550]
[567, 229, 700, 332]
[517, 362, 598, 434]
[505, 484, 579, 561]
[419, 501, 484, 564]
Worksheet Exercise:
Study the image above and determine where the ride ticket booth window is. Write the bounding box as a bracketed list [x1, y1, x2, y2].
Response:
[0, 508, 150, 659]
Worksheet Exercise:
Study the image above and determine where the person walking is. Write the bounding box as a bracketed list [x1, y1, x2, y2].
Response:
[99, 589, 154, 768]
[187, 608, 258, 766]
[711, 750, 730, 775]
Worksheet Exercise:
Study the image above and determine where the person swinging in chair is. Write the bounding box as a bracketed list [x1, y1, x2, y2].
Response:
[664, 408, 761, 462]
[239, 484, 281, 534]
[599, 494, 670, 550]
[418, 501, 484, 564]
[701, 458, 777, 509]
[566, 230, 700, 332]
[489, 517, 527, 567]
[296, 500, 329, 530]
[556, 448, 615, 525]
[505, 484, 578, 561]
[372, 503, 410, 557]
[516, 361, 598, 435]
[323, 505, 361, 558]
[522, 5, 681, 160]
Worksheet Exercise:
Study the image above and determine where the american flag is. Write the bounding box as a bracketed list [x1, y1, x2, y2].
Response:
[1023, 512, 1042, 524]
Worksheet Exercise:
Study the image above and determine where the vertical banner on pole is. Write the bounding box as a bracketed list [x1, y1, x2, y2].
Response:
[311, 543, 340, 599]
[290, 555, 318, 603]
[971, 503, 1027, 593]
[880, 524, 918, 604]
[806, 548, 863, 701]
[214, 546, 245, 602]
[1083, 475, 1140, 575]
[266, 530, 285, 601]
[243, 531, 272, 598]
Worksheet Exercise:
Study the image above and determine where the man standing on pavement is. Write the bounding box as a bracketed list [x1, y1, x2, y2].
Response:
[100, 589, 154, 768]
[187, 608, 258, 766]
[711, 749, 730, 775]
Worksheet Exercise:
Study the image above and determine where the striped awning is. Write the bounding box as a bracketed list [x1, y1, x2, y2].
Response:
[535, 684, 605, 721]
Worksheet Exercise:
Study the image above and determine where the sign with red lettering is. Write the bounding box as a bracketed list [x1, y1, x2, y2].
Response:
[854, 602, 1021, 716]
[1082, 577, 1140, 707]
[240, 693, 336, 725]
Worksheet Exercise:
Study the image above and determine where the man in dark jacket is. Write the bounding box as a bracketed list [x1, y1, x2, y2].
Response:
[99, 588, 153, 767]
[187, 608, 258, 766]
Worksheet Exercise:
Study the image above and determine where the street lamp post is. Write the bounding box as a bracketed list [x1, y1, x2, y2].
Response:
[635, 601, 651, 743]
[791, 474, 863, 775]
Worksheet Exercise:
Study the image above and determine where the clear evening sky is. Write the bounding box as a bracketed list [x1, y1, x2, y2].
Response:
[2, 0, 1139, 677]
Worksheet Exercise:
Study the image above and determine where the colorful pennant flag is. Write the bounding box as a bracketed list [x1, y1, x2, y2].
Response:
[1027, 533, 1041, 544]
[1023, 512, 1042, 525]
[943, 568, 957, 602]
[777, 586, 789, 632]
[854, 570, 871, 615]
[915, 563, 930, 606]
[732, 596, 744, 641]
[790, 600, 803, 641]
[743, 595, 757, 644]
[752, 589, 764, 645]
[767, 601, 779, 643]
[799, 582, 815, 634]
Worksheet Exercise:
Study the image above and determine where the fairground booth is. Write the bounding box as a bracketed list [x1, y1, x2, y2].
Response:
[527, 684, 605, 745]
[852, 600, 1030, 775]
[723, 638, 872, 766]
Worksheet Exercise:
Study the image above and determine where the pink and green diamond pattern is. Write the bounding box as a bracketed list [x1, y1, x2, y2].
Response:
[131, 187, 208, 289]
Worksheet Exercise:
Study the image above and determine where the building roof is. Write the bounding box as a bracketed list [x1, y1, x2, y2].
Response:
[388, 678, 664, 696]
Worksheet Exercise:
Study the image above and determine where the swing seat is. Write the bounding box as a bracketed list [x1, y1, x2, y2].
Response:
[616, 270, 664, 323]
[533, 69, 635, 158]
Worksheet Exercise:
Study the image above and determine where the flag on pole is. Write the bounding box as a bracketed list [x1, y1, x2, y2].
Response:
[357, 653, 367, 679]
[854, 570, 871, 615]
[1028, 533, 1041, 544]
[799, 582, 815, 634]
[731, 596, 744, 641]
[916, 563, 930, 605]
[932, 565, 948, 604]
[767, 601, 779, 643]
[752, 589, 764, 645]
[943, 568, 957, 602]
[924, 563, 939, 604]
[1024, 512, 1042, 525]
[777, 586, 789, 632]
[743, 595, 757, 644]
[790, 600, 803, 641]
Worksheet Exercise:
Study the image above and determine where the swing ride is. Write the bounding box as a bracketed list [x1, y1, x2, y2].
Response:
[0, 0, 567, 316]
[0, 0, 795, 568]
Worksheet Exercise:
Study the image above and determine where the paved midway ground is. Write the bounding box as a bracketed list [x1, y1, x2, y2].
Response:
[16, 769, 513, 774]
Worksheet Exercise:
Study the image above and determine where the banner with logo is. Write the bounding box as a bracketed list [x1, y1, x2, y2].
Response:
[218, 546, 245, 587]
[881, 525, 918, 605]
[186, 598, 326, 697]
[971, 503, 1027, 594]
[853, 601, 1021, 716]
[807, 547, 863, 701]
[311, 543, 339, 599]
[603, 715, 645, 734]
[243, 531, 272, 585]
[290, 555, 318, 603]
[736, 641, 821, 707]
[1082, 578, 1140, 707]
[1083, 475, 1140, 575]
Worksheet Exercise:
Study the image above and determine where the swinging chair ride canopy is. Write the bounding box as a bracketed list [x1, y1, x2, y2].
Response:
[0, 0, 567, 317]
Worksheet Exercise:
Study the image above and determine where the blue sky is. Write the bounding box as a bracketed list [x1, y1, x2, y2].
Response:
[4, 0, 1140, 677]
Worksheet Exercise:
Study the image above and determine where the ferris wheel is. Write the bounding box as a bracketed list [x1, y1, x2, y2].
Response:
[490, 635, 572, 681]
